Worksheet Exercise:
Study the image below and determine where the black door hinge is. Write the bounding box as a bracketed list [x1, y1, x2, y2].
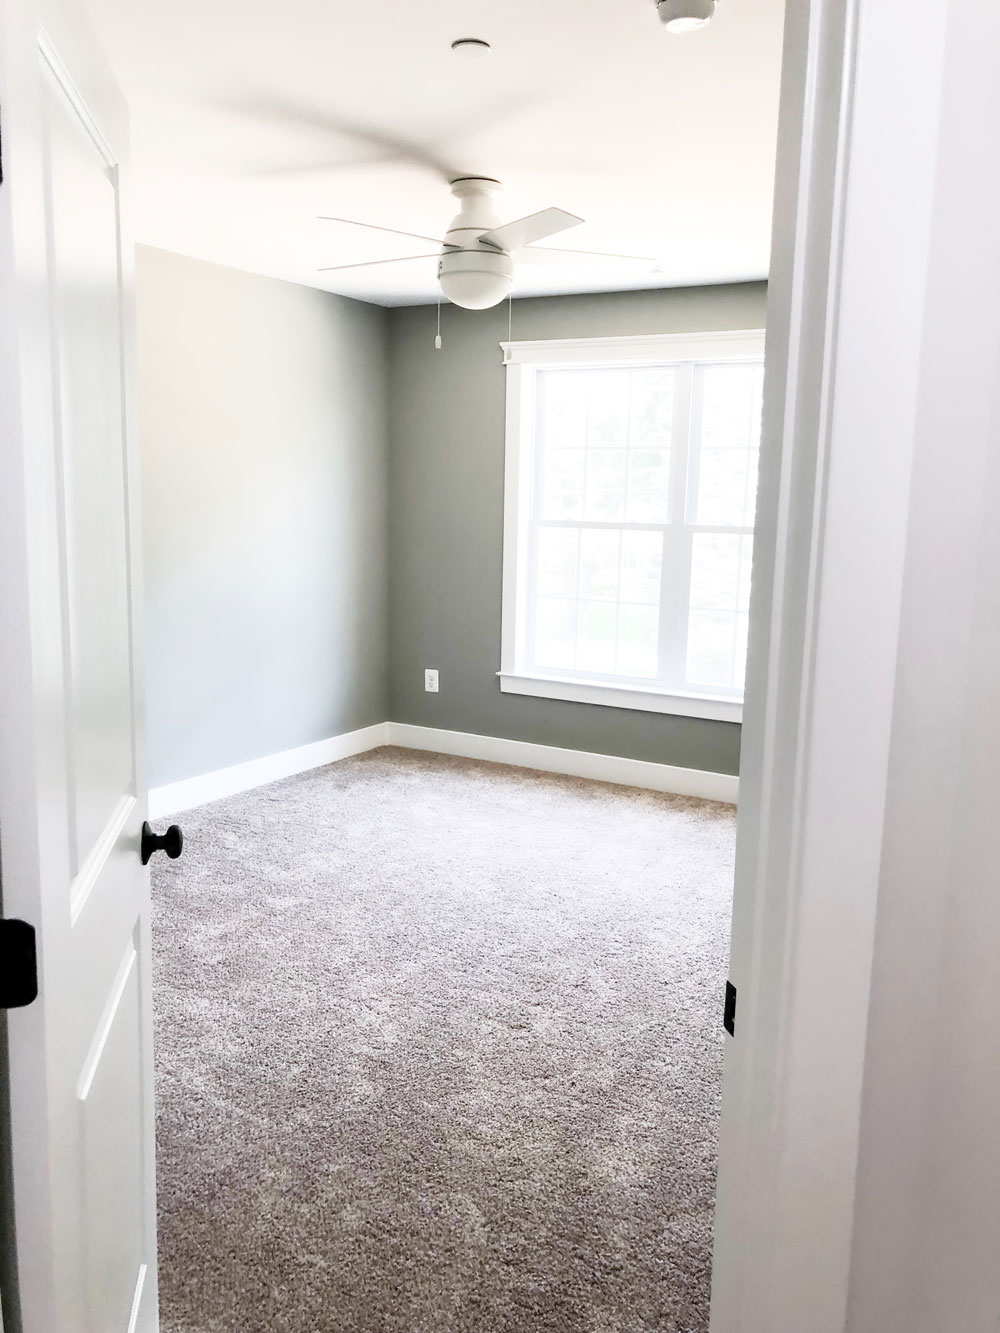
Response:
[0, 919, 38, 1009]
[723, 980, 737, 1037]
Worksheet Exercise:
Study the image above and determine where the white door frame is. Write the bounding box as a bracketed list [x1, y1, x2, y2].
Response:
[711, 0, 953, 1328]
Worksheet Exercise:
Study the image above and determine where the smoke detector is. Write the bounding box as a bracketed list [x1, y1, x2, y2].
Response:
[656, 0, 716, 32]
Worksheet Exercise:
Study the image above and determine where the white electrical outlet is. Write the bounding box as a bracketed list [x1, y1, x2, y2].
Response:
[424, 668, 439, 693]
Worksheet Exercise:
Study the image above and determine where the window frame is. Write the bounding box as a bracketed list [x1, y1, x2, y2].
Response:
[498, 330, 766, 722]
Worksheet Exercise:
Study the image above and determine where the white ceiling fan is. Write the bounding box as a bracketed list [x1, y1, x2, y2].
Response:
[317, 176, 659, 309]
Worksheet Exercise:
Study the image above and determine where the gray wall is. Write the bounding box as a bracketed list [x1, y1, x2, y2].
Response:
[137, 247, 388, 788]
[386, 283, 767, 777]
[138, 267, 764, 788]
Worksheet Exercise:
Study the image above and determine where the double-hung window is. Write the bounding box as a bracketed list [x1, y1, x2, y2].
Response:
[499, 331, 765, 722]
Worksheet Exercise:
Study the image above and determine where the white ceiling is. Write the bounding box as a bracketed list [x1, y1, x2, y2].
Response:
[85, 0, 785, 306]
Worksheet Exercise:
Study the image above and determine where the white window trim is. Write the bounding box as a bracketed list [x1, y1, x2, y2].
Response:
[497, 672, 744, 721]
[498, 330, 765, 723]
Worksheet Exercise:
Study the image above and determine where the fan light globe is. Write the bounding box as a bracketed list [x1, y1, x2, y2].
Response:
[438, 269, 512, 310]
[656, 0, 715, 31]
[438, 248, 513, 310]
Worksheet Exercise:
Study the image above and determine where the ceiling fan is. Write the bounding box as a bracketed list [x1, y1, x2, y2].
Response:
[317, 176, 659, 310]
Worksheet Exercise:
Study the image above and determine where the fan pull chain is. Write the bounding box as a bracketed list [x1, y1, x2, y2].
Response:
[435, 301, 442, 350]
[508, 293, 513, 345]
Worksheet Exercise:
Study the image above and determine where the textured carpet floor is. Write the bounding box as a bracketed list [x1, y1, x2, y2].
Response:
[152, 746, 735, 1333]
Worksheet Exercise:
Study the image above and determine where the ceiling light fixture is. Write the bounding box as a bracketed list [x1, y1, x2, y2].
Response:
[451, 38, 491, 59]
[656, 0, 716, 32]
[316, 179, 656, 312]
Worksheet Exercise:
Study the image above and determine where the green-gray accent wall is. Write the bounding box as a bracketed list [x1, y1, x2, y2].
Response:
[386, 283, 767, 777]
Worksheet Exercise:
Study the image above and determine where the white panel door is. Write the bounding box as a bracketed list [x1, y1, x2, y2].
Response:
[0, 0, 160, 1329]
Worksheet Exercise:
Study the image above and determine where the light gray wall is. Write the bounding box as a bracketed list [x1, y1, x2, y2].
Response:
[137, 247, 388, 788]
[386, 283, 767, 776]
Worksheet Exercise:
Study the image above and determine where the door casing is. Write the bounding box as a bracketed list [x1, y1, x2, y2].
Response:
[711, 0, 968, 1329]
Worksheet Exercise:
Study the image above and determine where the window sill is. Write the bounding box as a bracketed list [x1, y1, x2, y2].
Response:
[497, 672, 743, 722]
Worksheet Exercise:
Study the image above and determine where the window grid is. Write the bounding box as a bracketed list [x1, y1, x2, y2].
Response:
[522, 355, 762, 700]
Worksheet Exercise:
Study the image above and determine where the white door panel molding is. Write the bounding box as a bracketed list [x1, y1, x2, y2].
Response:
[0, 1, 159, 1328]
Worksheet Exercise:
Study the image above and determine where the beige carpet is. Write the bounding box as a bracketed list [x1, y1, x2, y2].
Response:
[151, 746, 735, 1333]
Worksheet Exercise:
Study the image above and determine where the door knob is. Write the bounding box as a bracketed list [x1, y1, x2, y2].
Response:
[141, 821, 183, 866]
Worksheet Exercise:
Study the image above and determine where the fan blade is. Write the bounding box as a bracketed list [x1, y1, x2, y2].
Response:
[516, 245, 659, 268]
[225, 97, 464, 182]
[317, 253, 440, 273]
[256, 155, 386, 177]
[480, 208, 583, 252]
[319, 216, 452, 248]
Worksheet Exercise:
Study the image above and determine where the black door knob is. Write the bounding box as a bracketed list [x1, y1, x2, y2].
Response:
[141, 821, 183, 866]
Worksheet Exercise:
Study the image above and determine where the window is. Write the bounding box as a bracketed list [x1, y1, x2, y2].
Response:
[499, 331, 765, 722]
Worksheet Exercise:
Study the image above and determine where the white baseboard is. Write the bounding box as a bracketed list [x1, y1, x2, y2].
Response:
[385, 722, 738, 804]
[147, 719, 737, 817]
[147, 722, 389, 817]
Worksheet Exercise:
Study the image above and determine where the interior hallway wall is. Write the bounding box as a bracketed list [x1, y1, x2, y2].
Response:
[136, 246, 389, 788]
[386, 282, 767, 777]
